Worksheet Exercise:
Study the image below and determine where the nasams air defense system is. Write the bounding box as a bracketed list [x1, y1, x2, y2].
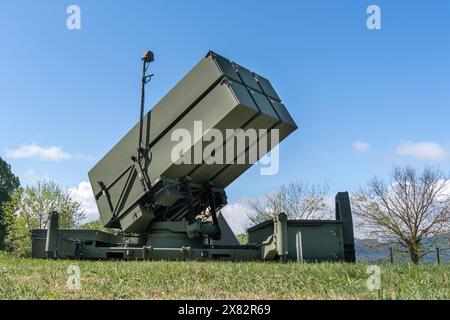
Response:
[31, 51, 356, 262]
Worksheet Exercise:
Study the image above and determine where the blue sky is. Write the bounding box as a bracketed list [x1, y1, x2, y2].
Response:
[1, 1, 449, 223]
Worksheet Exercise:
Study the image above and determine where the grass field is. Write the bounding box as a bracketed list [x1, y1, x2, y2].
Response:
[0, 255, 448, 300]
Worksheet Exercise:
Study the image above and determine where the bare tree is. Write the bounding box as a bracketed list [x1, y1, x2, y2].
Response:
[247, 181, 330, 225]
[353, 167, 450, 264]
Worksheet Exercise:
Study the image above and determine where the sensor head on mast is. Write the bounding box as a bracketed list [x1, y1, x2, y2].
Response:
[142, 50, 154, 63]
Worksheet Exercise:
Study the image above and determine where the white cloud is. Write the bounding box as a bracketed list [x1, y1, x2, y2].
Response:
[69, 181, 99, 221]
[6, 143, 72, 161]
[395, 141, 447, 161]
[221, 201, 254, 235]
[353, 141, 370, 153]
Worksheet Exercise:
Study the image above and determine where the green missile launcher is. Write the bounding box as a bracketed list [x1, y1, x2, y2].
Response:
[88, 51, 297, 234]
[31, 51, 355, 262]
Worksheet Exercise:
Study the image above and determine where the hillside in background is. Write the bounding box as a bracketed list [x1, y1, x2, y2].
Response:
[355, 233, 450, 263]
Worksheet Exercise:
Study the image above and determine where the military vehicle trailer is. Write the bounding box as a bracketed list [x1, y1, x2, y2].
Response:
[32, 192, 354, 262]
[31, 51, 356, 262]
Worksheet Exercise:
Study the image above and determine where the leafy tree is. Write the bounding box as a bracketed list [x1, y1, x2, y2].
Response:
[247, 181, 330, 225]
[2, 188, 28, 256]
[3, 180, 86, 256]
[353, 167, 450, 264]
[0, 157, 20, 249]
[235, 233, 248, 245]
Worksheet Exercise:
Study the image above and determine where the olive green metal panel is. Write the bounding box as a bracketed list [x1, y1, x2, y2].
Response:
[31, 228, 260, 261]
[253, 73, 281, 101]
[189, 87, 291, 185]
[149, 80, 259, 182]
[210, 98, 297, 187]
[270, 100, 295, 126]
[119, 202, 155, 233]
[31, 229, 124, 259]
[45, 212, 59, 258]
[250, 90, 279, 119]
[234, 64, 261, 91]
[78, 246, 261, 261]
[210, 120, 295, 187]
[286, 223, 344, 261]
[31, 229, 47, 258]
[149, 53, 227, 141]
[336, 192, 356, 262]
[248, 220, 345, 262]
[188, 97, 280, 183]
